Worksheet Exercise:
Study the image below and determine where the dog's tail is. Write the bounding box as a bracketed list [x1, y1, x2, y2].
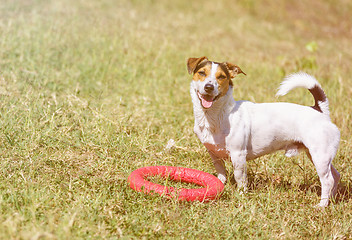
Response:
[276, 72, 330, 115]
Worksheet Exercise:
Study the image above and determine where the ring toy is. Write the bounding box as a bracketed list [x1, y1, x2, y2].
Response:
[128, 166, 224, 201]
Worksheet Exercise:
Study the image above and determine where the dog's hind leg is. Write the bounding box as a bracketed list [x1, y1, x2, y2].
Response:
[208, 151, 227, 184]
[308, 150, 340, 207]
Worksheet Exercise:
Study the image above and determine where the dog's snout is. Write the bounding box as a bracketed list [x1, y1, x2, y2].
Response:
[204, 83, 214, 93]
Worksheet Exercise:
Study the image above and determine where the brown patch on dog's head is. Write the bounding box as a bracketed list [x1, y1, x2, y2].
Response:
[225, 62, 246, 78]
[187, 56, 208, 75]
[190, 61, 212, 82]
[215, 63, 233, 95]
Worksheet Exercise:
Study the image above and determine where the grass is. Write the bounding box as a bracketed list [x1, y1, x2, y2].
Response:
[0, 0, 352, 239]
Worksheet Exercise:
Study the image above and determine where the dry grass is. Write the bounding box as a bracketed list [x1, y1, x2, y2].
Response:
[0, 0, 352, 239]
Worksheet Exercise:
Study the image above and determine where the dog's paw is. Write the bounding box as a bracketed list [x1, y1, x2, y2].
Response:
[315, 199, 329, 208]
[217, 174, 227, 184]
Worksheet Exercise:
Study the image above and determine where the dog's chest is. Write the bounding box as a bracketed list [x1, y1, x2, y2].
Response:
[195, 126, 229, 159]
[203, 142, 229, 158]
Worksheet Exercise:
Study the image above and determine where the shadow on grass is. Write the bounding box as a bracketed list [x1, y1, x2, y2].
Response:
[226, 172, 352, 204]
[335, 180, 352, 203]
[296, 179, 352, 204]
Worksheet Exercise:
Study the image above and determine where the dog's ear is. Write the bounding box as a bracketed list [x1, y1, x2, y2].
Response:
[225, 62, 246, 78]
[187, 56, 208, 74]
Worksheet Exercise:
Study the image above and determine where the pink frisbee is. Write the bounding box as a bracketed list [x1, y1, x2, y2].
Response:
[128, 166, 224, 202]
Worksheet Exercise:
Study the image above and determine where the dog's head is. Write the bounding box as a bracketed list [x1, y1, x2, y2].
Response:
[187, 56, 245, 109]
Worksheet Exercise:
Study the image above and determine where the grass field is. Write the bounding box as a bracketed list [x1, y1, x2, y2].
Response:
[1, 0, 352, 239]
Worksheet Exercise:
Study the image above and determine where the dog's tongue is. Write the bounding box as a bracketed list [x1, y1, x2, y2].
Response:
[201, 98, 213, 108]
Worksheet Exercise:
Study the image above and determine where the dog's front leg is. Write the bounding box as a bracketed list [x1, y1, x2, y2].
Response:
[231, 151, 248, 191]
[208, 151, 227, 184]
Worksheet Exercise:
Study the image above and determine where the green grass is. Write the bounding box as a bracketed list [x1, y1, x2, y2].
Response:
[1, 0, 352, 239]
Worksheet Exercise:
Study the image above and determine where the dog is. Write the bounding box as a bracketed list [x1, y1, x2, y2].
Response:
[187, 56, 340, 207]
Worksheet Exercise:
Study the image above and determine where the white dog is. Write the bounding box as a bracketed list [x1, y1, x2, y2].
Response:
[187, 56, 340, 207]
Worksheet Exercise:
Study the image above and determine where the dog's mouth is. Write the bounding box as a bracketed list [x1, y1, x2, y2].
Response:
[197, 91, 219, 109]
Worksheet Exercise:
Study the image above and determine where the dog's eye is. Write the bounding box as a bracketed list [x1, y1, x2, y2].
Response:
[218, 75, 226, 80]
[198, 71, 206, 77]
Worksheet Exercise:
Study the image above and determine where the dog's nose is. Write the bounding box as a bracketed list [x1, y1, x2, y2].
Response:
[204, 83, 214, 93]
